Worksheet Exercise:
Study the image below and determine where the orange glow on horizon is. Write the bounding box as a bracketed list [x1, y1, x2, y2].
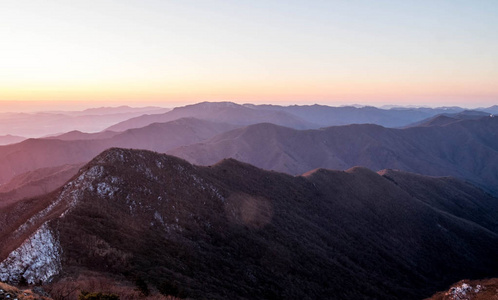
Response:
[2, 1, 497, 110]
[1, 77, 497, 106]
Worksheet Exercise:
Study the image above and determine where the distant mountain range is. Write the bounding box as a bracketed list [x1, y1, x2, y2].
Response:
[0, 118, 238, 185]
[0, 109, 496, 201]
[477, 105, 498, 114]
[1, 148, 497, 299]
[404, 109, 493, 127]
[106, 101, 498, 132]
[106, 102, 317, 132]
[245, 103, 467, 127]
[172, 115, 498, 195]
[1, 101, 495, 139]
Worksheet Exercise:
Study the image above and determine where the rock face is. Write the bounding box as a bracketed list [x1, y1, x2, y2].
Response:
[1, 148, 498, 299]
[0, 281, 52, 300]
[0, 223, 61, 284]
[427, 278, 498, 300]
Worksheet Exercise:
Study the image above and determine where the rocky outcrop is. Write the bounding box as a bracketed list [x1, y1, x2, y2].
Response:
[0, 223, 61, 284]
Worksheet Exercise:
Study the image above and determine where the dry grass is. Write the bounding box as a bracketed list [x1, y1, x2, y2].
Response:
[426, 278, 498, 300]
[0, 281, 52, 300]
[44, 272, 180, 300]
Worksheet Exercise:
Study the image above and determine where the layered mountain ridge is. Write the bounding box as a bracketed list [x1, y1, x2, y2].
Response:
[0, 118, 238, 185]
[106, 101, 496, 132]
[1, 148, 498, 299]
[2, 102, 498, 299]
[172, 116, 498, 194]
[1, 115, 496, 200]
[106, 102, 318, 132]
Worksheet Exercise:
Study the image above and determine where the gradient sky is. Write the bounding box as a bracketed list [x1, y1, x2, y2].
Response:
[1, 0, 497, 111]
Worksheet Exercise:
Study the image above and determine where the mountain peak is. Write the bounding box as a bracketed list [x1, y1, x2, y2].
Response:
[345, 166, 378, 175]
[89, 148, 192, 171]
[301, 167, 338, 177]
[176, 101, 242, 110]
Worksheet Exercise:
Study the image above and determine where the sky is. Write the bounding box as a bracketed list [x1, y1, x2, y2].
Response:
[1, 0, 497, 111]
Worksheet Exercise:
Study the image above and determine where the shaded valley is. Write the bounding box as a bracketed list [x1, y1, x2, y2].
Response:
[1, 148, 498, 299]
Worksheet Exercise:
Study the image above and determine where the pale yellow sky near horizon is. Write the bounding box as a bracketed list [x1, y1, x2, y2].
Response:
[1, 0, 497, 110]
